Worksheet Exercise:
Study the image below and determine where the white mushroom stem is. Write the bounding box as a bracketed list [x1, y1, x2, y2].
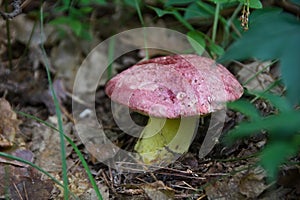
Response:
[134, 116, 199, 163]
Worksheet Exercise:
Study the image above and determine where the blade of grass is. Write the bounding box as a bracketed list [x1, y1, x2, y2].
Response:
[107, 37, 115, 80]
[0, 152, 79, 199]
[223, 3, 243, 46]
[172, 9, 194, 31]
[250, 79, 282, 103]
[134, 0, 149, 59]
[39, 6, 69, 199]
[0, 152, 64, 192]
[212, 2, 220, 43]
[242, 59, 278, 86]
[16, 111, 104, 200]
[196, 1, 227, 25]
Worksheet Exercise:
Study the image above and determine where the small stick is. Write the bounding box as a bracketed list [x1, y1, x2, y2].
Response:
[0, 0, 22, 19]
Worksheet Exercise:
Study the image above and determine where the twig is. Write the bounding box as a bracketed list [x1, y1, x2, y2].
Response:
[0, 0, 22, 19]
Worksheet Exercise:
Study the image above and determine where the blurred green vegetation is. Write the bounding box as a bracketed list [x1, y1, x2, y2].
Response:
[220, 7, 300, 180]
[49, 0, 106, 39]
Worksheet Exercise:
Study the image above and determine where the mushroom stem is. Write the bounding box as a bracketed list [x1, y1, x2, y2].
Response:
[134, 116, 199, 163]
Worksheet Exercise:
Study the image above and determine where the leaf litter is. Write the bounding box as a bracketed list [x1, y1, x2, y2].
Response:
[0, 99, 54, 199]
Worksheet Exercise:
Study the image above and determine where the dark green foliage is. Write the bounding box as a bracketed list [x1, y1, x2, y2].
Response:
[50, 0, 106, 39]
[219, 8, 300, 105]
[219, 8, 300, 179]
[226, 94, 300, 180]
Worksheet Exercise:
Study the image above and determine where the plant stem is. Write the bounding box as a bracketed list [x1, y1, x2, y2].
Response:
[39, 6, 69, 199]
[16, 111, 103, 200]
[212, 2, 220, 43]
[223, 3, 243, 46]
[135, 0, 149, 59]
[107, 37, 115, 80]
[243, 60, 278, 86]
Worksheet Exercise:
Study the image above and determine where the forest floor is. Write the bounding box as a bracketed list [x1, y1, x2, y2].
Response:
[0, 2, 299, 199]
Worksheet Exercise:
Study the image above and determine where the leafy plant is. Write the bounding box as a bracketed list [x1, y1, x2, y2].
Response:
[219, 6, 300, 181]
[226, 92, 300, 180]
[149, 0, 262, 57]
[49, 0, 106, 39]
[219, 8, 300, 105]
[40, 5, 103, 199]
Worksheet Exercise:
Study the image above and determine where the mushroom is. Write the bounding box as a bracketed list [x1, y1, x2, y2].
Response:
[105, 54, 243, 163]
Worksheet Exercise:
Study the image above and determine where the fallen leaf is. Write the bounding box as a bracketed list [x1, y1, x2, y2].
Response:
[236, 60, 281, 93]
[78, 183, 109, 200]
[0, 98, 21, 148]
[141, 181, 174, 200]
[205, 166, 269, 199]
[75, 123, 119, 162]
[10, 14, 55, 69]
[50, 39, 83, 91]
[31, 116, 73, 172]
[0, 149, 53, 199]
[238, 167, 270, 198]
[40, 78, 68, 114]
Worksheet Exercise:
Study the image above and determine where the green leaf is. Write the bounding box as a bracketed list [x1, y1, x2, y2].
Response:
[92, 0, 106, 5]
[187, 30, 206, 55]
[69, 7, 86, 18]
[290, 0, 300, 5]
[149, 7, 194, 30]
[225, 111, 300, 143]
[210, 0, 238, 3]
[219, 9, 300, 105]
[165, 0, 195, 6]
[50, 17, 83, 37]
[124, 0, 142, 8]
[171, 9, 195, 30]
[208, 42, 224, 56]
[227, 99, 261, 120]
[260, 141, 298, 181]
[148, 6, 173, 17]
[250, 91, 293, 112]
[239, 0, 263, 9]
[184, 2, 213, 19]
[79, 6, 93, 14]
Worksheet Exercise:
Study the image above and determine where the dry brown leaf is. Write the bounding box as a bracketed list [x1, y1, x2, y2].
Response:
[31, 116, 73, 172]
[0, 149, 53, 199]
[10, 14, 55, 69]
[0, 148, 32, 168]
[141, 181, 174, 200]
[0, 98, 21, 148]
[75, 123, 119, 162]
[236, 61, 281, 93]
[205, 166, 269, 200]
[238, 167, 270, 198]
[50, 39, 83, 91]
[78, 183, 109, 200]
[40, 79, 68, 114]
[10, 15, 47, 46]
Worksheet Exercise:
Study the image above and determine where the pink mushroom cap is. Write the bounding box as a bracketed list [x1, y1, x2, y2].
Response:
[105, 54, 243, 118]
